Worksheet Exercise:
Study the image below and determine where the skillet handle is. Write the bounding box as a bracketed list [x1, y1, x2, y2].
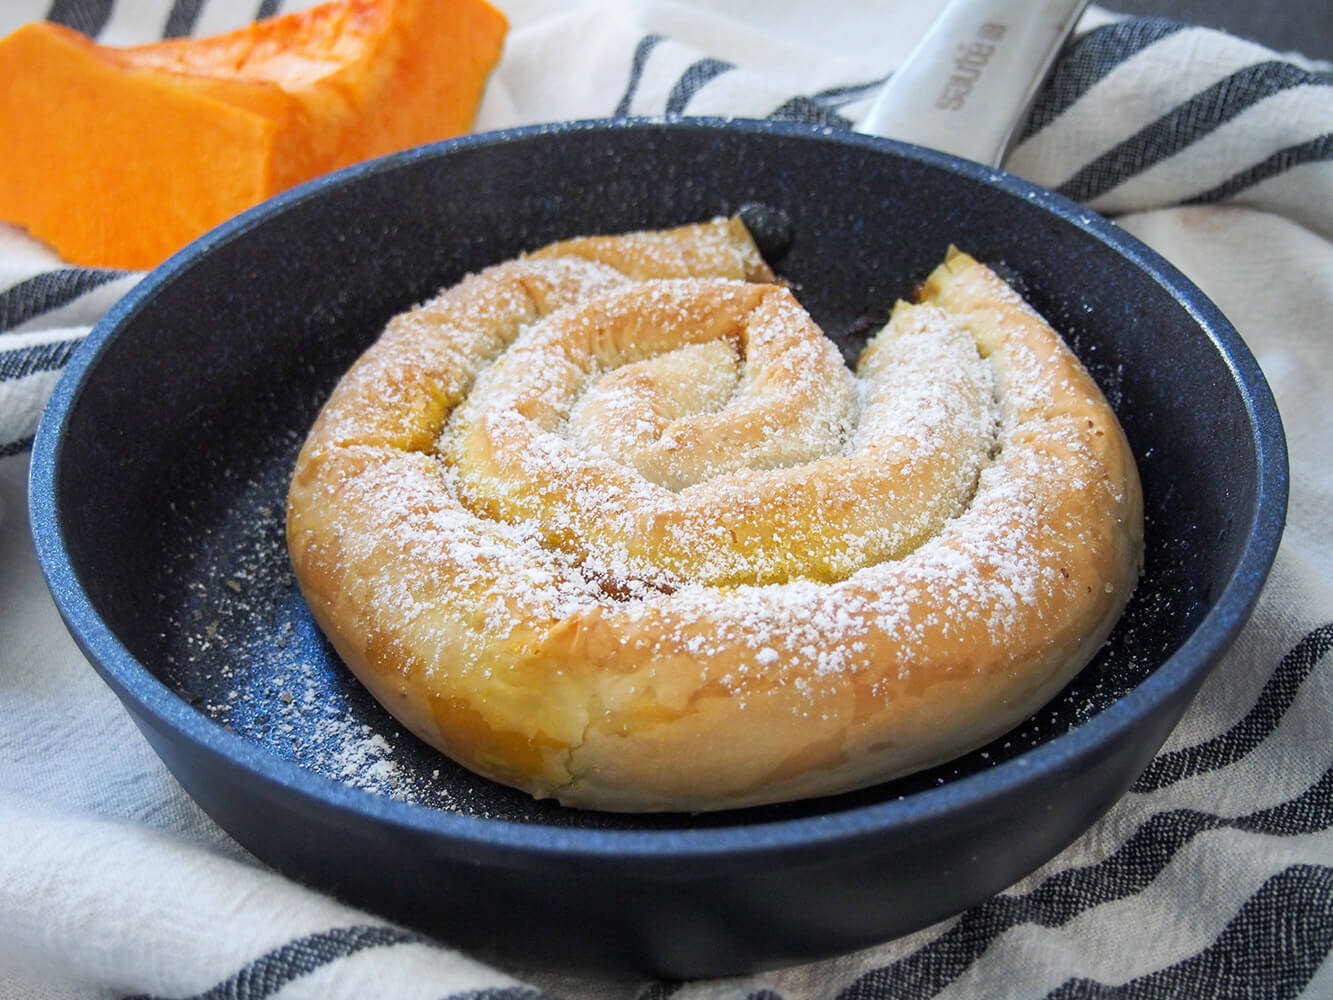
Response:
[855, 0, 1090, 167]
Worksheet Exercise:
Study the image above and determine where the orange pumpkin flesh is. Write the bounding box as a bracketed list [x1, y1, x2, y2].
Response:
[0, 0, 507, 269]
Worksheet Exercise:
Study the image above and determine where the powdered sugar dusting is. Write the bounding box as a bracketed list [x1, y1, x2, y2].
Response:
[287, 228, 1140, 778]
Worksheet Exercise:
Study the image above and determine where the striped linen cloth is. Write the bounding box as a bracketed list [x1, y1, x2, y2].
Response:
[2, 2, 1332, 998]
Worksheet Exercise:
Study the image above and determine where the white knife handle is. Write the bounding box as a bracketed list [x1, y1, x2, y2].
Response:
[856, 0, 1090, 166]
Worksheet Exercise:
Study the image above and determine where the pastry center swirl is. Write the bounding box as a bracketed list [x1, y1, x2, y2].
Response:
[438, 277, 999, 589]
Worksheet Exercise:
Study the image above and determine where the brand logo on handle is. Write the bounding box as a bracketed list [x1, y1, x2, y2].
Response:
[935, 22, 1007, 110]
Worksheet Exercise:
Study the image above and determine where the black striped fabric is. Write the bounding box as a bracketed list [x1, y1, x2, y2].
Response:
[0, 267, 130, 331]
[0, 337, 82, 380]
[1184, 132, 1333, 207]
[0, 334, 78, 401]
[767, 76, 894, 130]
[0, 433, 34, 459]
[0, 268, 137, 455]
[836, 743, 1333, 998]
[1043, 865, 1333, 1000]
[123, 924, 560, 1000]
[43, 0, 291, 35]
[161, 0, 205, 38]
[0, 6, 1329, 999]
[45, 0, 113, 36]
[766, 95, 853, 128]
[1135, 624, 1333, 792]
[606, 18, 1333, 224]
[123, 926, 435, 1000]
[1055, 60, 1333, 204]
[1019, 18, 1190, 141]
[665, 58, 734, 115]
[616, 34, 666, 116]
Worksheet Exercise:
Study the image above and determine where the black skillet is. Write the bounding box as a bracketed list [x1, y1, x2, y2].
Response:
[28, 118, 1287, 977]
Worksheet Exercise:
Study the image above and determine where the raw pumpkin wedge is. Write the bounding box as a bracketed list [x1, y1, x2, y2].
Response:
[0, 0, 508, 269]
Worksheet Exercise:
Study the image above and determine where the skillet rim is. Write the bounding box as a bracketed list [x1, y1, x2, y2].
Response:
[27, 116, 1289, 865]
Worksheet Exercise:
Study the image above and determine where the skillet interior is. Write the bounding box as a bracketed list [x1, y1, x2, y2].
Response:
[32, 119, 1285, 972]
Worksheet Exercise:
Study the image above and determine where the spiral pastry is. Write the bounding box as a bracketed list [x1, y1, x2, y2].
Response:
[287, 218, 1143, 812]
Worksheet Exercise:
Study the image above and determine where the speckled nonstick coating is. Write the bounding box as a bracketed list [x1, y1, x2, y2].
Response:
[29, 119, 1287, 977]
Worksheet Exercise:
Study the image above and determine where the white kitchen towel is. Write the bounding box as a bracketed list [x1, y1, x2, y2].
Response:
[1, 2, 1331, 998]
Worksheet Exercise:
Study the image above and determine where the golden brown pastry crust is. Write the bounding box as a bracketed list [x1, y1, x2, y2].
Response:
[286, 219, 1143, 812]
